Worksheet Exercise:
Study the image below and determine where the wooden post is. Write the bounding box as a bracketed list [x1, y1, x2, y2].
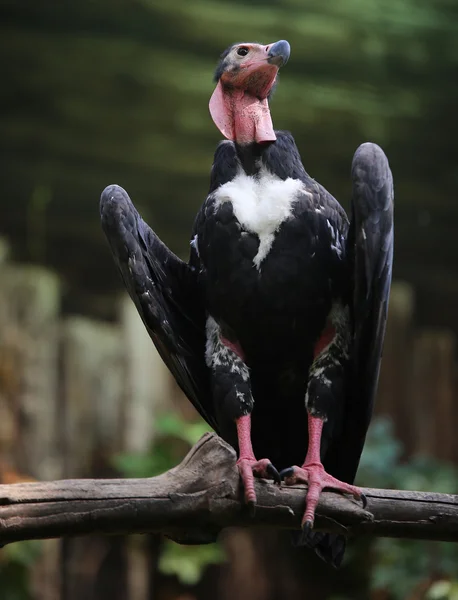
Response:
[377, 281, 416, 454]
[120, 296, 176, 600]
[0, 264, 61, 481]
[60, 316, 124, 477]
[0, 261, 61, 600]
[60, 316, 125, 600]
[120, 295, 171, 453]
[410, 329, 456, 461]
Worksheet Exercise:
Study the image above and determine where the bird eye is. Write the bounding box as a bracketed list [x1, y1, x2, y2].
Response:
[237, 47, 249, 57]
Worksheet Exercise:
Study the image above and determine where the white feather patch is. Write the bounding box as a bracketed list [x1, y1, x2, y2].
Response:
[190, 234, 199, 256]
[205, 316, 250, 382]
[213, 167, 304, 269]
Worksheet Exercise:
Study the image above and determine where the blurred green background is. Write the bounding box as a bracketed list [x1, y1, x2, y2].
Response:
[2, 0, 458, 328]
[1, 0, 458, 599]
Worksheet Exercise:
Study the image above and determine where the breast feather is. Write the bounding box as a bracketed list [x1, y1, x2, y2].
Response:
[214, 168, 304, 268]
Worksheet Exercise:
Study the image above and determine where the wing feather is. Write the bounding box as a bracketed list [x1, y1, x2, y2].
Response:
[327, 143, 394, 483]
[100, 184, 217, 431]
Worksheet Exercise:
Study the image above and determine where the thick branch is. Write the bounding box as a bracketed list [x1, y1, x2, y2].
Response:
[0, 433, 457, 544]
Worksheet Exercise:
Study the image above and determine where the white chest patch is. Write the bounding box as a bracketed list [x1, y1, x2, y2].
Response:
[213, 167, 304, 269]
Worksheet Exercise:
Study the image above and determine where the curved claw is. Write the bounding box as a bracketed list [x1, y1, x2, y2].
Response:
[279, 466, 295, 481]
[266, 462, 281, 485]
[281, 462, 365, 529]
[302, 519, 313, 531]
[237, 457, 280, 507]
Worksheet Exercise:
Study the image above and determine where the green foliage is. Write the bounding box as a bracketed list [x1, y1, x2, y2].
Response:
[427, 581, 458, 600]
[113, 413, 211, 478]
[159, 540, 225, 585]
[114, 413, 224, 584]
[3, 541, 42, 568]
[0, 541, 42, 600]
[358, 418, 458, 495]
[356, 417, 403, 488]
[3, 0, 458, 318]
[152, 413, 212, 446]
[358, 418, 458, 600]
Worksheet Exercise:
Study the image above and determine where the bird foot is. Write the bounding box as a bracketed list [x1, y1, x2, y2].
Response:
[237, 457, 281, 510]
[280, 462, 366, 529]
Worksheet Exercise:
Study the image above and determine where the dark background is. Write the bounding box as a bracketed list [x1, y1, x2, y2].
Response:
[2, 0, 458, 328]
[1, 1, 458, 599]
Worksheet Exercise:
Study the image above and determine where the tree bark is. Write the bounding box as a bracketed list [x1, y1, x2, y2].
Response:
[0, 433, 457, 545]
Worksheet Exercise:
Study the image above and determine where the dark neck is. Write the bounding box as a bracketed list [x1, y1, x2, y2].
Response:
[234, 141, 272, 176]
[238, 132, 308, 180]
[209, 131, 309, 193]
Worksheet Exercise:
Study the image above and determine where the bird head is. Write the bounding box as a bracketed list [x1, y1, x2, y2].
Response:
[210, 40, 290, 145]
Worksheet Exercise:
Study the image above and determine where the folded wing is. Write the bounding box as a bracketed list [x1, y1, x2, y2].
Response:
[327, 143, 394, 483]
[100, 184, 217, 431]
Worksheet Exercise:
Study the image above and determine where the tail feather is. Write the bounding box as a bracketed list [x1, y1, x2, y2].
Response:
[291, 530, 346, 568]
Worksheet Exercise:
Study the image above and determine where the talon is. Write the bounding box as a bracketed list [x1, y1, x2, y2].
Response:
[279, 467, 295, 481]
[282, 459, 364, 528]
[266, 463, 281, 484]
[237, 456, 279, 508]
[302, 519, 313, 531]
[248, 500, 256, 517]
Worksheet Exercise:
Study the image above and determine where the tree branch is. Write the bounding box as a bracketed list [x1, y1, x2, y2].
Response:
[0, 433, 457, 545]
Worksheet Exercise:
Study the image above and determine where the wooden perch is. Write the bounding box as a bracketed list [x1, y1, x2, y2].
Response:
[0, 433, 457, 545]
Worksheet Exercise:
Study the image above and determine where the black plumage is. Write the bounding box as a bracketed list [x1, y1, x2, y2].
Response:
[100, 40, 393, 567]
[100, 187, 215, 430]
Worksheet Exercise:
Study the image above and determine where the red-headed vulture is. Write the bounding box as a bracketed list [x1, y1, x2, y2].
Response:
[100, 40, 394, 567]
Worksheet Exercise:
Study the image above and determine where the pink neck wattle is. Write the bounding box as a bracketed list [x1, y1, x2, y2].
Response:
[209, 81, 276, 144]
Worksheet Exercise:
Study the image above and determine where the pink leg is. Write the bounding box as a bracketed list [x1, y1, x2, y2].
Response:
[218, 336, 280, 506]
[282, 415, 365, 528]
[236, 415, 280, 506]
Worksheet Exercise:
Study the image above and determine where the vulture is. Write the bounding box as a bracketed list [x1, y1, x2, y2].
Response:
[100, 40, 394, 567]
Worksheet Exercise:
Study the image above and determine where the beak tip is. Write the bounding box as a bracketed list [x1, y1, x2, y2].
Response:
[267, 40, 291, 67]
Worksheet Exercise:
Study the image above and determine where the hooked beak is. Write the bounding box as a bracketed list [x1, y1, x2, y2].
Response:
[267, 40, 291, 68]
[210, 40, 291, 143]
[222, 40, 290, 99]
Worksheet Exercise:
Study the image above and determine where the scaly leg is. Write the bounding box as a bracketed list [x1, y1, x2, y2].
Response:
[281, 308, 366, 528]
[281, 414, 366, 528]
[206, 317, 280, 509]
[236, 414, 280, 506]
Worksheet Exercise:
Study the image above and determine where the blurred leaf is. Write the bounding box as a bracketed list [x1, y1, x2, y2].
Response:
[114, 412, 222, 585]
[154, 413, 211, 446]
[358, 417, 458, 600]
[3, 541, 42, 568]
[0, 541, 42, 600]
[426, 580, 458, 600]
[113, 452, 166, 479]
[357, 417, 403, 487]
[158, 539, 226, 585]
[113, 412, 212, 478]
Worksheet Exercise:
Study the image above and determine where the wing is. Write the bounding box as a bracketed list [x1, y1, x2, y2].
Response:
[327, 143, 394, 484]
[100, 184, 218, 432]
